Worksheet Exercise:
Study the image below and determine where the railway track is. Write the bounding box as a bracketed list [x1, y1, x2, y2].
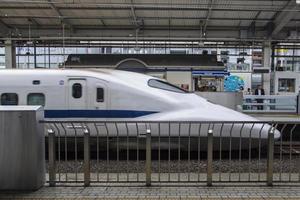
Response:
[274, 141, 300, 155]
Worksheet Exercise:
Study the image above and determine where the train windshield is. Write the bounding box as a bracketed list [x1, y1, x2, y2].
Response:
[148, 79, 188, 93]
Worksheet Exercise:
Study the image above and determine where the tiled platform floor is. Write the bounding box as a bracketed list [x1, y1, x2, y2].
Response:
[2, 185, 300, 199]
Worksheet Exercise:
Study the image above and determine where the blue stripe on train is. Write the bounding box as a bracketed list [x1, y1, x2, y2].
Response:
[44, 109, 158, 118]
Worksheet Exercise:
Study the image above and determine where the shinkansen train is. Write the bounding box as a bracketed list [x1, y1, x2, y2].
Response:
[0, 68, 279, 150]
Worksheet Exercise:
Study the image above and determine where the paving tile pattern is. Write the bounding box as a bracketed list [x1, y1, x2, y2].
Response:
[1, 185, 300, 199]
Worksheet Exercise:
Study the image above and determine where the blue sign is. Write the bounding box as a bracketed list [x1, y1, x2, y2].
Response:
[192, 70, 230, 77]
[224, 75, 245, 92]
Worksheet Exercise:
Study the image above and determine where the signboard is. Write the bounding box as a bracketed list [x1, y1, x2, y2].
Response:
[253, 68, 270, 73]
[275, 49, 288, 54]
[192, 70, 230, 77]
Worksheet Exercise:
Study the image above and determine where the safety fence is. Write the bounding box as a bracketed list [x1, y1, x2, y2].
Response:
[42, 120, 300, 186]
[242, 94, 299, 114]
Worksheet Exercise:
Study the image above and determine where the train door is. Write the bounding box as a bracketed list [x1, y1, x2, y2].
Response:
[68, 79, 87, 109]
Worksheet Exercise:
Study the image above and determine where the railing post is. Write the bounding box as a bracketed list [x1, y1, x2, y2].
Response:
[145, 129, 151, 186]
[48, 129, 56, 187]
[267, 127, 274, 186]
[207, 129, 213, 186]
[84, 128, 90, 187]
[297, 92, 300, 115]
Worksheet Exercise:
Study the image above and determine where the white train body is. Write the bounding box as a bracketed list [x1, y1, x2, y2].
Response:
[0, 68, 279, 150]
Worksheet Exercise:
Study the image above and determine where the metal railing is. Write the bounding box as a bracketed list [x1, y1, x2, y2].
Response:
[242, 94, 299, 114]
[42, 120, 300, 186]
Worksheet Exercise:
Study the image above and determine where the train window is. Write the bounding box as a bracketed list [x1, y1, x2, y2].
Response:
[148, 79, 188, 93]
[96, 88, 104, 102]
[1, 93, 18, 105]
[27, 93, 45, 106]
[72, 83, 82, 98]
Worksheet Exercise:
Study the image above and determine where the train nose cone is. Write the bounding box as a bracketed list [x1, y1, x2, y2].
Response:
[274, 129, 281, 139]
[244, 123, 281, 139]
[187, 103, 282, 140]
[263, 124, 281, 139]
[203, 104, 258, 121]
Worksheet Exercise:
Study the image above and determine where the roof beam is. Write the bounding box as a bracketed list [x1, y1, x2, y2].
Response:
[0, 19, 11, 35]
[48, 0, 63, 18]
[0, 19, 10, 30]
[249, 11, 261, 26]
[130, 2, 137, 25]
[129, 0, 142, 46]
[4, 24, 296, 42]
[203, 0, 214, 36]
[2, 14, 293, 22]
[247, 11, 261, 37]
[28, 18, 39, 26]
[271, 0, 299, 36]
[0, 3, 293, 12]
[47, 0, 74, 32]
[130, 0, 141, 27]
[99, 19, 106, 26]
[9, 24, 269, 31]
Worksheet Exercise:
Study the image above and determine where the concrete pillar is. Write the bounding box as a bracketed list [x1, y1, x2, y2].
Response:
[262, 41, 272, 95]
[4, 40, 16, 69]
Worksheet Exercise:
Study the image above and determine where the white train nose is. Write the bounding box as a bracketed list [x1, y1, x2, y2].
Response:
[261, 124, 281, 139]
[242, 123, 281, 139]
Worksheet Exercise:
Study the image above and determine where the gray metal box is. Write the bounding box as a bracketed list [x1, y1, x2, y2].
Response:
[0, 106, 45, 191]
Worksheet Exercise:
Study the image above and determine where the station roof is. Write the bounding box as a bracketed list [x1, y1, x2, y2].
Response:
[0, 0, 299, 42]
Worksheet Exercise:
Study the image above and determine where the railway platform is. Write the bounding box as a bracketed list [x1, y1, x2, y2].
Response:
[2, 119, 300, 199]
[1, 185, 300, 199]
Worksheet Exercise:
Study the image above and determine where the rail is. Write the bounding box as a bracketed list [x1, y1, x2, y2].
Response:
[242, 94, 299, 114]
[41, 120, 300, 186]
